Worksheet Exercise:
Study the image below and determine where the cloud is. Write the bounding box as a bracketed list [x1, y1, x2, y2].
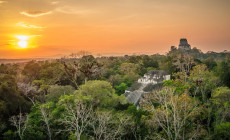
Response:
[16, 22, 45, 29]
[51, 1, 59, 5]
[20, 11, 52, 17]
[55, 6, 92, 15]
[0, 1, 6, 4]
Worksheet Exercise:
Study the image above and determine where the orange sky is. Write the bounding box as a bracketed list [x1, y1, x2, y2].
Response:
[0, 0, 230, 58]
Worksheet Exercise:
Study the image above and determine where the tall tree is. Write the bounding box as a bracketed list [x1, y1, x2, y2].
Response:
[22, 61, 41, 83]
[62, 55, 103, 88]
[173, 54, 195, 74]
[55, 96, 93, 140]
[9, 113, 29, 140]
[215, 60, 230, 87]
[189, 65, 220, 102]
[142, 87, 204, 140]
[78, 55, 103, 83]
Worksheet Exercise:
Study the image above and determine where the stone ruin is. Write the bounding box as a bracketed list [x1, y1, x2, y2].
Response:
[178, 38, 191, 50]
[124, 70, 170, 106]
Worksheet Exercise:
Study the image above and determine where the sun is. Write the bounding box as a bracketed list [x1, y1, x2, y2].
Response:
[15, 35, 30, 49]
[18, 40, 28, 48]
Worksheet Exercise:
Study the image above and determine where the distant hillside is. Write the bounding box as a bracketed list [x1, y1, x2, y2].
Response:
[0, 58, 54, 64]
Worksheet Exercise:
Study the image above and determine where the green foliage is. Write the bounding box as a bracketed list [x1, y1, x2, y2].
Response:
[108, 74, 122, 86]
[3, 130, 17, 140]
[160, 55, 177, 74]
[24, 128, 46, 140]
[75, 80, 126, 108]
[211, 87, 230, 128]
[25, 102, 55, 140]
[79, 55, 103, 83]
[126, 105, 148, 124]
[215, 60, 230, 87]
[122, 74, 139, 86]
[119, 63, 140, 75]
[0, 118, 6, 133]
[0, 64, 18, 75]
[142, 55, 159, 68]
[25, 104, 46, 140]
[32, 80, 44, 87]
[189, 64, 220, 102]
[163, 78, 189, 95]
[22, 61, 41, 82]
[115, 83, 128, 95]
[39, 61, 68, 85]
[128, 55, 142, 64]
[39, 84, 50, 95]
[1, 51, 230, 139]
[211, 87, 230, 106]
[0, 74, 29, 117]
[0, 64, 9, 74]
[203, 57, 217, 70]
[214, 122, 230, 140]
[141, 87, 204, 139]
[46, 85, 75, 103]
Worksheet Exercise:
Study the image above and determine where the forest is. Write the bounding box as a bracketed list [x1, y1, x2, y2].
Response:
[0, 48, 230, 140]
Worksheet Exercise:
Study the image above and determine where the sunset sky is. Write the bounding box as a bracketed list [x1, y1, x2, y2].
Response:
[0, 0, 230, 58]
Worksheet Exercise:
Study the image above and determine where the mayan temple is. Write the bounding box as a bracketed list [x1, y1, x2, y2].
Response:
[178, 38, 191, 50]
[124, 70, 170, 106]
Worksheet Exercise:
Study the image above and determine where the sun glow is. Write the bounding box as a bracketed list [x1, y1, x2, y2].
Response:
[15, 35, 30, 49]
[17, 40, 28, 48]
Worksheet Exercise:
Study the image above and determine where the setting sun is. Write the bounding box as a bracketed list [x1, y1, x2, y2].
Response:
[17, 40, 28, 48]
[15, 35, 30, 49]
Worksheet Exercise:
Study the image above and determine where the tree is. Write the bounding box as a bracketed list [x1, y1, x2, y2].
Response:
[55, 96, 93, 140]
[109, 74, 123, 87]
[75, 80, 126, 108]
[115, 83, 128, 95]
[215, 60, 230, 87]
[163, 72, 190, 94]
[24, 104, 47, 140]
[90, 111, 113, 140]
[9, 113, 29, 140]
[22, 61, 41, 83]
[18, 82, 37, 105]
[160, 55, 177, 74]
[39, 61, 68, 85]
[0, 75, 30, 119]
[40, 103, 53, 140]
[62, 55, 103, 88]
[0, 64, 18, 75]
[62, 59, 81, 89]
[214, 122, 230, 140]
[128, 55, 142, 64]
[90, 110, 134, 140]
[141, 87, 204, 140]
[189, 64, 220, 102]
[51, 80, 129, 139]
[118, 63, 141, 86]
[141, 55, 159, 68]
[189, 65, 221, 135]
[203, 57, 217, 70]
[119, 63, 140, 76]
[173, 54, 195, 74]
[78, 55, 103, 83]
[46, 85, 75, 103]
[211, 87, 230, 127]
